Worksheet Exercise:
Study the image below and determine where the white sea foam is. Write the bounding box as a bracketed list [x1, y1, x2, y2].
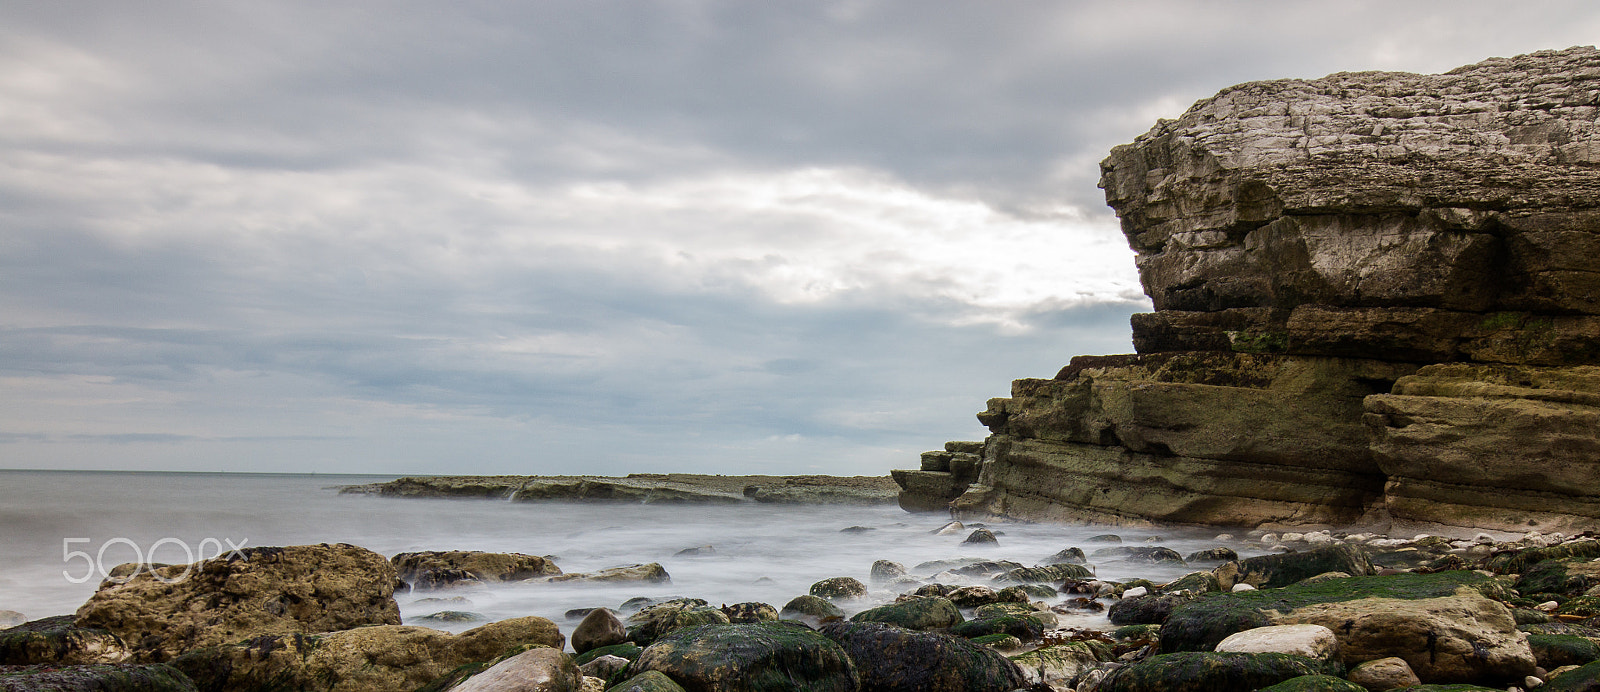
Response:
[0, 470, 1263, 634]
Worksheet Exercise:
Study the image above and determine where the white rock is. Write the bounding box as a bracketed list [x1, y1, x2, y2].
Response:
[934, 521, 965, 536]
[1215, 624, 1340, 661]
[1122, 586, 1148, 598]
[1259, 533, 1279, 545]
[1527, 675, 1545, 689]
[1232, 583, 1257, 592]
[1281, 532, 1305, 543]
[1214, 534, 1235, 541]
[1538, 601, 1560, 612]
[1475, 533, 1497, 545]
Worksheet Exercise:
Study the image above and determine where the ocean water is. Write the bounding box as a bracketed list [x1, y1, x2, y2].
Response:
[0, 470, 1264, 636]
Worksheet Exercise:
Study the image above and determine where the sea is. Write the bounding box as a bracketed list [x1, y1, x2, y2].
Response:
[0, 470, 1265, 634]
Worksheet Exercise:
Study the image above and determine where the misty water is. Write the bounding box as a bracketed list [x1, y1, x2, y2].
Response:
[0, 470, 1268, 637]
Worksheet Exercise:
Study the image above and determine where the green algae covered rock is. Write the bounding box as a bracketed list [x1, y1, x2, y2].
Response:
[949, 614, 1044, 641]
[632, 621, 857, 692]
[1227, 545, 1374, 590]
[1484, 539, 1600, 575]
[993, 563, 1093, 583]
[1516, 557, 1600, 597]
[1109, 591, 1203, 626]
[576, 642, 644, 666]
[605, 670, 686, 692]
[1098, 651, 1338, 692]
[1558, 596, 1600, 618]
[625, 601, 730, 647]
[0, 663, 196, 692]
[1161, 571, 1508, 653]
[1009, 641, 1107, 687]
[0, 615, 130, 666]
[849, 597, 963, 631]
[809, 577, 868, 602]
[821, 621, 1025, 692]
[1160, 571, 1532, 684]
[1531, 633, 1600, 668]
[1546, 659, 1600, 692]
[1257, 674, 1367, 692]
[779, 595, 843, 621]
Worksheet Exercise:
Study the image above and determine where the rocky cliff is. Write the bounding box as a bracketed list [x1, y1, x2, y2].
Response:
[898, 47, 1600, 533]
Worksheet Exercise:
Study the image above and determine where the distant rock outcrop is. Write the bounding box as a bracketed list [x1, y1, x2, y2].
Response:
[898, 47, 1600, 533]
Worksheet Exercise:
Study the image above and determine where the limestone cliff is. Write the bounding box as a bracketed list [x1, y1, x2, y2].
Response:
[898, 47, 1600, 533]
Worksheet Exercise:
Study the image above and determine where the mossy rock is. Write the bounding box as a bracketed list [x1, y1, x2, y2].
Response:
[720, 602, 779, 624]
[1160, 571, 1506, 653]
[1546, 659, 1600, 692]
[1097, 651, 1340, 692]
[1517, 558, 1600, 597]
[1483, 539, 1600, 575]
[1557, 596, 1600, 618]
[632, 621, 857, 692]
[1257, 674, 1367, 691]
[1529, 633, 1600, 668]
[0, 615, 130, 666]
[1523, 621, 1600, 638]
[973, 603, 1034, 620]
[780, 595, 843, 620]
[1108, 591, 1202, 626]
[949, 615, 1044, 641]
[576, 642, 644, 666]
[605, 669, 687, 692]
[1091, 546, 1186, 565]
[821, 621, 1025, 692]
[0, 662, 197, 691]
[1161, 571, 1222, 596]
[969, 633, 1022, 650]
[1186, 548, 1239, 564]
[809, 577, 868, 602]
[849, 597, 963, 631]
[1382, 686, 1502, 691]
[1011, 584, 1058, 600]
[994, 564, 1093, 583]
[1231, 545, 1373, 589]
[626, 604, 730, 647]
[1008, 642, 1105, 687]
[1113, 624, 1160, 642]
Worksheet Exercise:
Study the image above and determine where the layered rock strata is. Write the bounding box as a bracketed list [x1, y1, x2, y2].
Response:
[901, 47, 1600, 532]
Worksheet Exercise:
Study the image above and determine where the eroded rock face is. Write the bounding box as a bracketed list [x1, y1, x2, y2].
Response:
[907, 47, 1600, 532]
[74, 543, 402, 662]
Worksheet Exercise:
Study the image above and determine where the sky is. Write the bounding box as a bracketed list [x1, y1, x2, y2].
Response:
[2, 2, 1596, 476]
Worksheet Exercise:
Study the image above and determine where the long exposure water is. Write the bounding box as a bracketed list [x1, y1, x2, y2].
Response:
[0, 470, 1268, 637]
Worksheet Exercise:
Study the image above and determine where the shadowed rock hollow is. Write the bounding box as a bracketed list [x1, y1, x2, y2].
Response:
[898, 47, 1600, 534]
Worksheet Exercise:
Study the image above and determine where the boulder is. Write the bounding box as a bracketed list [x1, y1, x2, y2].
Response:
[1545, 659, 1600, 692]
[869, 560, 907, 583]
[624, 601, 728, 648]
[0, 615, 131, 665]
[577, 653, 629, 681]
[74, 543, 402, 661]
[1258, 675, 1369, 692]
[821, 621, 1025, 692]
[1097, 652, 1338, 692]
[848, 597, 963, 631]
[1007, 641, 1106, 687]
[1161, 572, 1533, 683]
[1531, 634, 1600, 668]
[573, 643, 641, 667]
[718, 602, 778, 624]
[1215, 624, 1340, 663]
[571, 609, 626, 654]
[450, 647, 580, 692]
[632, 621, 858, 692]
[546, 563, 669, 584]
[172, 616, 562, 692]
[1346, 656, 1421, 692]
[778, 595, 842, 623]
[1223, 545, 1375, 590]
[0, 663, 196, 691]
[948, 614, 1044, 642]
[603, 671, 685, 692]
[808, 577, 867, 602]
[392, 551, 561, 589]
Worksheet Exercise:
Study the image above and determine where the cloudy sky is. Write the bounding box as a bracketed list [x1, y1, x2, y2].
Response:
[2, 2, 1595, 476]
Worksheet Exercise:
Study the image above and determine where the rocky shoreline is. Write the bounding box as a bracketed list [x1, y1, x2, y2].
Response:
[4, 525, 1600, 691]
[339, 473, 901, 506]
